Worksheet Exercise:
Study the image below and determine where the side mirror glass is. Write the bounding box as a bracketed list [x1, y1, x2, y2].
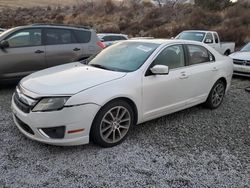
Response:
[150, 65, 169, 75]
[0, 40, 9, 49]
[205, 39, 213, 44]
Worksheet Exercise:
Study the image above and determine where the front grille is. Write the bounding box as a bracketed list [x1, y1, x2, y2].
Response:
[15, 115, 35, 135]
[234, 71, 250, 76]
[233, 59, 250, 66]
[14, 93, 31, 113]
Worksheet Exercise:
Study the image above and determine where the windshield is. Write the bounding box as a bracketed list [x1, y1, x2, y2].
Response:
[241, 43, 250, 52]
[88, 41, 159, 72]
[176, 32, 206, 42]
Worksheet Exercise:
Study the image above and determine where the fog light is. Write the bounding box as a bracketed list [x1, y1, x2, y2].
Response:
[39, 126, 65, 139]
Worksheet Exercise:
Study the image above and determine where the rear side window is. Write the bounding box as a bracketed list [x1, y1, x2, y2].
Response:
[6, 29, 42, 48]
[45, 29, 76, 45]
[187, 45, 215, 65]
[74, 30, 91, 43]
[103, 36, 112, 42]
[213, 33, 219, 43]
[102, 36, 126, 42]
[204, 33, 213, 44]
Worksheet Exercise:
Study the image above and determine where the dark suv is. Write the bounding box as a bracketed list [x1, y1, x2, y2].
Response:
[0, 24, 104, 81]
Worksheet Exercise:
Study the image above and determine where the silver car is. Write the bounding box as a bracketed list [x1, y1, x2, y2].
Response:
[0, 24, 103, 82]
[98, 33, 128, 47]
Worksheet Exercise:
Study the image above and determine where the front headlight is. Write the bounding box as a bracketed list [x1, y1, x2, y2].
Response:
[32, 97, 69, 112]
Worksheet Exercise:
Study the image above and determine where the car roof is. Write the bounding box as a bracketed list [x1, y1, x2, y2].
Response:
[10, 24, 92, 31]
[181, 30, 217, 33]
[126, 39, 205, 46]
[98, 33, 128, 37]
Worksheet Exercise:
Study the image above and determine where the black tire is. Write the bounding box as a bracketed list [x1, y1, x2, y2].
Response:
[90, 100, 134, 147]
[224, 50, 230, 56]
[204, 80, 226, 109]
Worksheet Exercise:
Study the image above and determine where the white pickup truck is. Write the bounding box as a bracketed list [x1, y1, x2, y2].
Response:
[176, 30, 235, 55]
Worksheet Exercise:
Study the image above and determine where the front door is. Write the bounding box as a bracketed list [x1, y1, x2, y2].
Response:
[142, 44, 189, 121]
[0, 28, 46, 79]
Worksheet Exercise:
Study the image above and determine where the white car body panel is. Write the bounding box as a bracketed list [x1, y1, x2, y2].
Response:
[12, 40, 233, 146]
[229, 51, 250, 76]
[21, 62, 126, 95]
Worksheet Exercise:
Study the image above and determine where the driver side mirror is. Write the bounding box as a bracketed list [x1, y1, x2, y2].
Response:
[204, 39, 213, 44]
[150, 65, 169, 75]
[0, 40, 9, 49]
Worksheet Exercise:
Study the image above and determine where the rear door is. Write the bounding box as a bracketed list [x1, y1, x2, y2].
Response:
[73, 29, 98, 57]
[183, 44, 217, 105]
[0, 28, 46, 79]
[44, 28, 82, 67]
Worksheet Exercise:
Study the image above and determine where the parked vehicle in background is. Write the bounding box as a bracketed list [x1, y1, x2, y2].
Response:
[176, 30, 235, 55]
[229, 42, 250, 77]
[11, 39, 233, 147]
[0, 24, 103, 82]
[141, 0, 166, 6]
[98, 33, 128, 47]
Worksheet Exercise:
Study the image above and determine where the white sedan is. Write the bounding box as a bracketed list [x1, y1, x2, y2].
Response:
[11, 40, 233, 147]
[229, 42, 250, 77]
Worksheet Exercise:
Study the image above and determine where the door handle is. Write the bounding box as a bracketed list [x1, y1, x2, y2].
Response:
[35, 50, 44, 54]
[179, 72, 189, 79]
[73, 48, 81, 51]
[212, 67, 218, 72]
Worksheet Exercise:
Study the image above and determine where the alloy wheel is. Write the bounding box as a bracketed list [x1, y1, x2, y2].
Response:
[100, 106, 131, 144]
[211, 82, 225, 107]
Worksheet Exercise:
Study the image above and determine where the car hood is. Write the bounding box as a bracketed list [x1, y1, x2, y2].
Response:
[229, 51, 250, 61]
[21, 62, 126, 96]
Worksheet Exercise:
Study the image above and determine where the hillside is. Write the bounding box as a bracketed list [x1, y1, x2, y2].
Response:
[0, 0, 77, 9]
[0, 0, 249, 46]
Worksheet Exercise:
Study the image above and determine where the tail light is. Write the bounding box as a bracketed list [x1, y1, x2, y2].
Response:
[97, 41, 106, 49]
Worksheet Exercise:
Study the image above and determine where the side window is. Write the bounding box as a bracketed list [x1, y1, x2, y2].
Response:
[45, 29, 76, 45]
[213, 33, 219, 43]
[204, 33, 213, 44]
[103, 36, 112, 42]
[113, 36, 121, 41]
[153, 45, 185, 70]
[187, 45, 214, 65]
[121, 36, 128, 40]
[109, 36, 117, 41]
[74, 30, 91, 43]
[6, 29, 42, 48]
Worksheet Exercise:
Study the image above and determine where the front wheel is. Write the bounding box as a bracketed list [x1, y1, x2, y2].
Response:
[90, 100, 134, 147]
[204, 80, 226, 109]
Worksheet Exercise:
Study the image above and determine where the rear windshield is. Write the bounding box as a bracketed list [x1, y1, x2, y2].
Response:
[176, 32, 206, 42]
[88, 41, 159, 72]
[74, 30, 91, 43]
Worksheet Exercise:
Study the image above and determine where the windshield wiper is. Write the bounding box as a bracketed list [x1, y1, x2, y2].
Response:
[89, 64, 112, 71]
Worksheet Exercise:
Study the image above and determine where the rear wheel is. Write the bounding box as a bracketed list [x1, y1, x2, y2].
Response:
[204, 80, 226, 109]
[224, 50, 230, 56]
[90, 100, 134, 147]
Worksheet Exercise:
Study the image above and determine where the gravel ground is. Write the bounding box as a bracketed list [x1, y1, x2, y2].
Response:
[0, 77, 250, 188]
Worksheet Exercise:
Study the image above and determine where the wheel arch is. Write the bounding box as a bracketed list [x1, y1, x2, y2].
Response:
[218, 77, 227, 88]
[224, 49, 231, 56]
[98, 97, 139, 125]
